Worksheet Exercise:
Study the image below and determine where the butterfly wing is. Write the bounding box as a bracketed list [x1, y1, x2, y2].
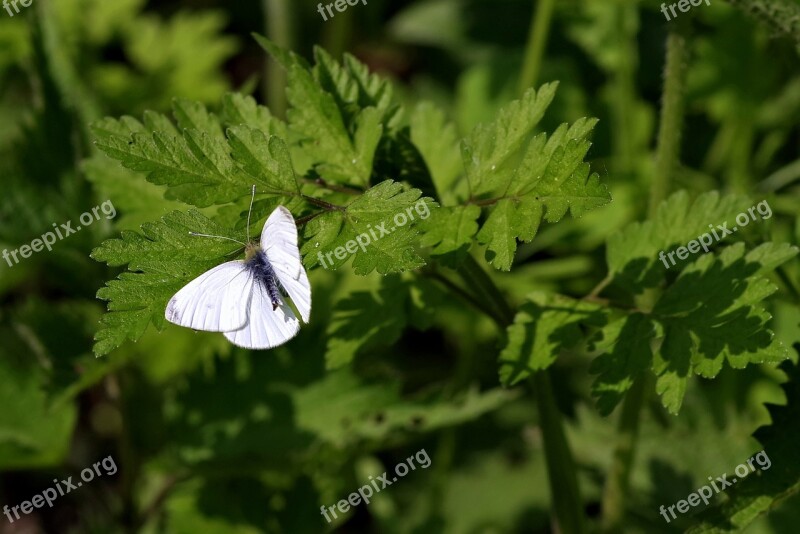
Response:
[165, 261, 253, 332]
[261, 206, 312, 323]
[224, 280, 300, 349]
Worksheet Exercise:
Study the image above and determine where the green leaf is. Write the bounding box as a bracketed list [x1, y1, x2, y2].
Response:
[91, 210, 245, 356]
[227, 126, 300, 195]
[591, 242, 797, 415]
[92, 99, 299, 208]
[0, 325, 77, 469]
[418, 205, 481, 264]
[461, 83, 558, 196]
[311, 47, 403, 133]
[589, 314, 659, 415]
[499, 292, 606, 386]
[409, 102, 464, 205]
[294, 371, 518, 447]
[607, 190, 752, 293]
[324, 275, 443, 369]
[286, 61, 381, 187]
[257, 37, 386, 187]
[687, 359, 800, 533]
[220, 92, 287, 138]
[325, 276, 409, 369]
[461, 84, 610, 270]
[301, 180, 437, 275]
[252, 32, 310, 73]
[651, 242, 797, 413]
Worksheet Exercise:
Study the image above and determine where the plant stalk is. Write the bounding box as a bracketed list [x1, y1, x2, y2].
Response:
[609, 3, 639, 179]
[600, 375, 651, 533]
[533, 371, 587, 534]
[518, 0, 556, 95]
[649, 27, 688, 214]
[456, 255, 586, 533]
[263, 0, 293, 117]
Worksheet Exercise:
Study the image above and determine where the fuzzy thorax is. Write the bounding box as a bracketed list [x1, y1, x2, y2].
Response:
[244, 242, 261, 261]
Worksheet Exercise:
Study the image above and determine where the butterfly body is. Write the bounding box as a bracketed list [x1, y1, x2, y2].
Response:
[165, 205, 311, 350]
[244, 244, 282, 311]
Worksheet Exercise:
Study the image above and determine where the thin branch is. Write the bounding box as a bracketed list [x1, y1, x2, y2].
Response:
[426, 269, 505, 327]
[300, 177, 362, 195]
[300, 194, 345, 211]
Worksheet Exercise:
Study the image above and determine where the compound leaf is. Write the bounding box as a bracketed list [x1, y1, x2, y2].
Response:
[301, 180, 437, 276]
[651, 242, 797, 413]
[462, 84, 610, 270]
[500, 292, 606, 386]
[589, 313, 660, 415]
[91, 210, 245, 356]
[607, 190, 752, 293]
[687, 359, 800, 533]
[92, 100, 299, 208]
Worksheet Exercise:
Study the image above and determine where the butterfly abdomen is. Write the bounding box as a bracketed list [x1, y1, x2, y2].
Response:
[246, 249, 283, 310]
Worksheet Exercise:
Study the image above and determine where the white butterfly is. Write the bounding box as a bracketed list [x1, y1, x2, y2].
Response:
[165, 194, 311, 350]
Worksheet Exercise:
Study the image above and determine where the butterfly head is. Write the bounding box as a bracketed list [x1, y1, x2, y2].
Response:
[244, 241, 262, 262]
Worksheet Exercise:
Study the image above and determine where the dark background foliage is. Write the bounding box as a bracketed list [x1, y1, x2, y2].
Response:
[1, 0, 799, 532]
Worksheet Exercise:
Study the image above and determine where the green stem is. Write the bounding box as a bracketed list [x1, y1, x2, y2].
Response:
[427, 270, 503, 327]
[456, 255, 585, 533]
[776, 265, 800, 304]
[300, 194, 345, 211]
[600, 375, 651, 533]
[456, 254, 514, 326]
[609, 3, 639, 178]
[263, 0, 293, 117]
[322, 5, 354, 58]
[517, 0, 556, 95]
[533, 372, 587, 534]
[300, 177, 362, 195]
[649, 27, 689, 214]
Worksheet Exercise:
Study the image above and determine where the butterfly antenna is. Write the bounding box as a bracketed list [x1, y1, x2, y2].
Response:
[188, 232, 246, 246]
[247, 184, 256, 243]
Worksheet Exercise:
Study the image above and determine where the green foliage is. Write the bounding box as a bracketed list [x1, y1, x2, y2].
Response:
[595, 190, 799, 414]
[607, 190, 752, 292]
[0, 324, 77, 469]
[53, 0, 237, 114]
[688, 359, 800, 532]
[462, 84, 611, 270]
[325, 275, 443, 369]
[92, 98, 297, 208]
[499, 292, 605, 386]
[3, 3, 800, 532]
[301, 181, 436, 275]
[91, 210, 244, 356]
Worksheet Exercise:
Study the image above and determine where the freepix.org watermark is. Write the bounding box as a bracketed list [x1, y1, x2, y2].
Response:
[2, 200, 117, 268]
[316, 0, 367, 22]
[2, 0, 33, 17]
[661, 0, 711, 21]
[317, 199, 430, 269]
[320, 448, 431, 523]
[3, 456, 117, 524]
[658, 200, 771, 269]
[658, 449, 771, 523]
